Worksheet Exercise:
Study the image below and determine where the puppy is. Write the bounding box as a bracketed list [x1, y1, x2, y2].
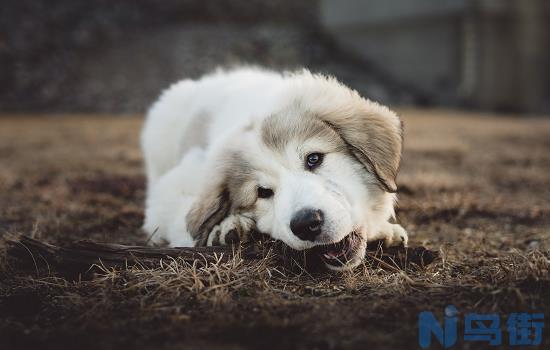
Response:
[142, 68, 408, 270]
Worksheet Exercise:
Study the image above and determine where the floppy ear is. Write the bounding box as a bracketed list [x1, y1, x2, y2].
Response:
[320, 103, 403, 193]
[186, 182, 231, 246]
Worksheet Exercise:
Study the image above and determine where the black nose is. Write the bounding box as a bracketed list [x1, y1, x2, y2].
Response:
[290, 208, 324, 241]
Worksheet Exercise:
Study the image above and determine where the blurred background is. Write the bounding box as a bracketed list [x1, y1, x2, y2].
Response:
[1, 0, 549, 114]
[2, 3, 550, 349]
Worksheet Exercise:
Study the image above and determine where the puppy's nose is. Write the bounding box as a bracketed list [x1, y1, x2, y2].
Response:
[290, 208, 324, 241]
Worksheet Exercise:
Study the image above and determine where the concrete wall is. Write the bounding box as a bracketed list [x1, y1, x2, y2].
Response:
[321, 0, 550, 113]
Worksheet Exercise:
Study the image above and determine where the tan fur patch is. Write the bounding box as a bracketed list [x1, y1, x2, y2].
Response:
[261, 108, 346, 154]
[186, 151, 257, 245]
[186, 184, 230, 246]
[316, 104, 403, 193]
[261, 101, 402, 192]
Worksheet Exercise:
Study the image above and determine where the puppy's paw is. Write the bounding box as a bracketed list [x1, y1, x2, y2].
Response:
[369, 223, 409, 248]
[384, 224, 408, 247]
[206, 214, 255, 246]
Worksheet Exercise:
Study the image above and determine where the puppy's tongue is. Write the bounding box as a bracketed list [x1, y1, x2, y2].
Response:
[321, 238, 349, 260]
[323, 247, 346, 259]
[323, 252, 343, 260]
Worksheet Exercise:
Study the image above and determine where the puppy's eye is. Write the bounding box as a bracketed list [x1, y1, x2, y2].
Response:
[306, 153, 324, 170]
[257, 186, 274, 199]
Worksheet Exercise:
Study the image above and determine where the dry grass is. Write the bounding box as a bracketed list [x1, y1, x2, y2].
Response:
[1, 110, 549, 349]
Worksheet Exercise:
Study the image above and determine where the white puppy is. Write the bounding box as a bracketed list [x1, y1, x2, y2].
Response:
[142, 68, 407, 270]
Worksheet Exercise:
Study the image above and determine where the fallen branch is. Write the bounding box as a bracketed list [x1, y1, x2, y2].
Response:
[5, 235, 438, 277]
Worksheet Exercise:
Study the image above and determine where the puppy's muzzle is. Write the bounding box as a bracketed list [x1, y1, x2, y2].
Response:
[290, 208, 324, 241]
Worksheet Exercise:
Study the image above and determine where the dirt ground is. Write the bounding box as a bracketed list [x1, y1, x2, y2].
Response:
[1, 110, 549, 349]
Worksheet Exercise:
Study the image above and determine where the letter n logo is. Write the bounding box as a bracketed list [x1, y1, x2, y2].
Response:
[419, 305, 458, 348]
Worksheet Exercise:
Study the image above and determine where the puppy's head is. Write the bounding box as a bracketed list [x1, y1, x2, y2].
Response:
[187, 73, 403, 270]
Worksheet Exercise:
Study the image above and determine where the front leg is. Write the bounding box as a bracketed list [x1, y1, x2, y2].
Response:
[368, 222, 409, 248]
[206, 214, 256, 246]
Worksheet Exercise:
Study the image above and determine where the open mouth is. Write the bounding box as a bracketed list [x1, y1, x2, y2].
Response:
[315, 232, 361, 266]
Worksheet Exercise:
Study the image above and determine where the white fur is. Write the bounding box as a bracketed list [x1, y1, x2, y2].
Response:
[142, 67, 407, 269]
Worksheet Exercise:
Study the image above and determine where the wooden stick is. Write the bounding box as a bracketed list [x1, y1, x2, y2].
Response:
[5, 235, 438, 276]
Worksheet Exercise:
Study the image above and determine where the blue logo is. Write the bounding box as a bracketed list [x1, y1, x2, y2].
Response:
[419, 305, 544, 348]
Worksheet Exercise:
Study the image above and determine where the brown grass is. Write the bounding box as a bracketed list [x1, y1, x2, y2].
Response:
[1, 110, 549, 349]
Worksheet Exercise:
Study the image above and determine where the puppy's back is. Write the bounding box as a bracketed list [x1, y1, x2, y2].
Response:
[141, 68, 286, 187]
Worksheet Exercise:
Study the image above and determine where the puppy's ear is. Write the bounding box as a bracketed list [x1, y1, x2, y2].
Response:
[186, 182, 231, 246]
[321, 103, 403, 193]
